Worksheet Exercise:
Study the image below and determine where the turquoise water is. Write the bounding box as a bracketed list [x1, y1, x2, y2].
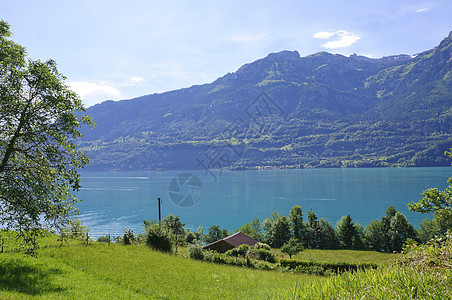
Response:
[76, 167, 451, 238]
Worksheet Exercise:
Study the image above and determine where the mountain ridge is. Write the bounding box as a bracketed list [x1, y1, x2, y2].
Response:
[79, 32, 452, 170]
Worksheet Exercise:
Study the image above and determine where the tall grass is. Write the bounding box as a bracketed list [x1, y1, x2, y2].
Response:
[279, 265, 451, 299]
[280, 233, 452, 299]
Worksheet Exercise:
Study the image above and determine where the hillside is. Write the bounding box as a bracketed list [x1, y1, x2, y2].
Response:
[79, 32, 452, 170]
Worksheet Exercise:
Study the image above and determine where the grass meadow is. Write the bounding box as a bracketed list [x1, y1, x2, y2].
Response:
[0, 236, 323, 299]
[1, 235, 449, 299]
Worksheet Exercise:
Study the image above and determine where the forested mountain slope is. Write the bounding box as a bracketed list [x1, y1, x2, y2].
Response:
[79, 32, 452, 170]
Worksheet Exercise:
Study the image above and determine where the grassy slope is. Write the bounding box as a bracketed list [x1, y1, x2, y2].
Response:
[0, 237, 326, 299]
[289, 249, 397, 265]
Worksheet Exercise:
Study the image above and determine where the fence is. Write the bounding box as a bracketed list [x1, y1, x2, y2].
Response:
[0, 230, 128, 253]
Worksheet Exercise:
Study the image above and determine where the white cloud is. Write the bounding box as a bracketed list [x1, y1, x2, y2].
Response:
[68, 81, 121, 107]
[126, 76, 146, 86]
[314, 30, 360, 49]
[313, 31, 335, 39]
[415, 7, 429, 13]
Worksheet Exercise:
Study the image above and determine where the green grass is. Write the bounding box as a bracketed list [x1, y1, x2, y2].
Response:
[287, 249, 398, 265]
[0, 236, 408, 299]
[278, 265, 452, 299]
[0, 237, 324, 299]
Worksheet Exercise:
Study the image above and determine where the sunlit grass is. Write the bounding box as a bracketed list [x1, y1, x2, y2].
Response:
[0, 237, 324, 299]
[288, 249, 398, 265]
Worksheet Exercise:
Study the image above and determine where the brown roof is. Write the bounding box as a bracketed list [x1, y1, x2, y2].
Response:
[203, 232, 258, 252]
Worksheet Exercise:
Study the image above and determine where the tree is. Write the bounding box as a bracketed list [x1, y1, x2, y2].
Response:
[194, 225, 205, 242]
[262, 210, 283, 238]
[145, 223, 173, 253]
[265, 215, 291, 248]
[205, 225, 225, 244]
[0, 20, 93, 254]
[289, 205, 305, 242]
[238, 217, 263, 241]
[389, 211, 417, 252]
[335, 215, 358, 249]
[281, 237, 304, 259]
[162, 214, 185, 252]
[305, 210, 320, 248]
[408, 147, 452, 239]
[366, 206, 416, 252]
[316, 219, 338, 250]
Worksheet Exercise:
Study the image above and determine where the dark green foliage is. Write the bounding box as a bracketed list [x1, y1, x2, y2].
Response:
[265, 216, 291, 248]
[289, 206, 305, 242]
[162, 214, 185, 251]
[248, 248, 276, 263]
[205, 225, 228, 244]
[280, 259, 378, 275]
[335, 215, 364, 249]
[184, 231, 196, 244]
[366, 206, 417, 252]
[145, 224, 173, 253]
[305, 211, 338, 249]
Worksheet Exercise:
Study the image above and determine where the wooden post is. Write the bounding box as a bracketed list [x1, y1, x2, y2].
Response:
[158, 197, 162, 223]
[86, 232, 89, 247]
[108, 233, 110, 246]
[1, 236, 3, 253]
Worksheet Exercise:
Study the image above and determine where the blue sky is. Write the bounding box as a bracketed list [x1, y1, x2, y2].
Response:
[2, 0, 452, 107]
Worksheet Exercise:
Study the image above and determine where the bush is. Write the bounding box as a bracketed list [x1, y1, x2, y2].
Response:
[123, 228, 135, 245]
[187, 244, 204, 260]
[249, 248, 276, 263]
[145, 224, 173, 253]
[280, 259, 378, 274]
[226, 244, 250, 257]
[61, 219, 89, 239]
[184, 231, 196, 244]
[97, 235, 111, 243]
[254, 242, 271, 251]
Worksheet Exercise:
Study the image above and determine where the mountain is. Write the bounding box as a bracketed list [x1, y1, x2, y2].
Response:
[79, 32, 452, 170]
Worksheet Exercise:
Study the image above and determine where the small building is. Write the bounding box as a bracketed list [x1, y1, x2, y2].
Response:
[203, 232, 258, 253]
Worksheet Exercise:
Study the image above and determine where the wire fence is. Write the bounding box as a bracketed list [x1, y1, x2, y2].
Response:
[0, 230, 128, 254]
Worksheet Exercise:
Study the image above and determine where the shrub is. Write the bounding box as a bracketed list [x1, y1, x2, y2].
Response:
[145, 224, 173, 253]
[123, 228, 135, 245]
[280, 259, 378, 274]
[254, 242, 271, 251]
[225, 248, 239, 257]
[187, 244, 204, 260]
[184, 231, 196, 244]
[97, 235, 111, 243]
[249, 248, 276, 263]
[226, 244, 250, 257]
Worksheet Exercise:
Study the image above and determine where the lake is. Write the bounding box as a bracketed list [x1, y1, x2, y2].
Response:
[76, 167, 451, 238]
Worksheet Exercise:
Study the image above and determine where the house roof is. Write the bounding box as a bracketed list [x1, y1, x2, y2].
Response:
[203, 232, 258, 250]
